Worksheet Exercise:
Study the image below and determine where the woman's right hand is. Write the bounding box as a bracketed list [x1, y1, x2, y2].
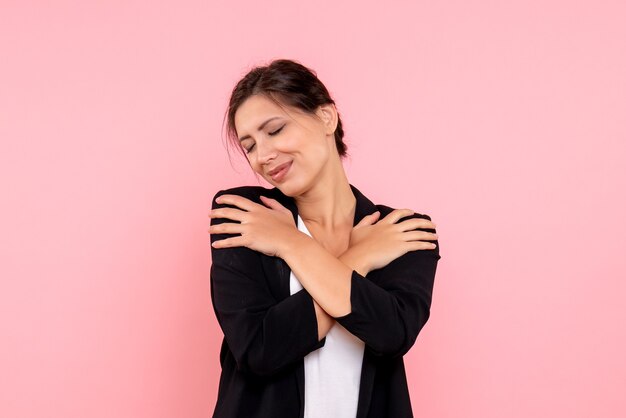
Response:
[348, 209, 438, 274]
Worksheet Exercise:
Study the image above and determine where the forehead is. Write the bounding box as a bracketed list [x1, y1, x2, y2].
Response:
[234, 95, 295, 134]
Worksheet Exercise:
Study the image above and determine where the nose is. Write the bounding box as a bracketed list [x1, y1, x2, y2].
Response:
[255, 138, 277, 166]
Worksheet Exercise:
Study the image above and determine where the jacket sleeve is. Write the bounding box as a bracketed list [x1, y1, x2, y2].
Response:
[209, 189, 326, 378]
[334, 212, 440, 358]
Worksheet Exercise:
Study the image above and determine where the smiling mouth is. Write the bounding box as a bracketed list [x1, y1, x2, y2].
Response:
[269, 161, 292, 182]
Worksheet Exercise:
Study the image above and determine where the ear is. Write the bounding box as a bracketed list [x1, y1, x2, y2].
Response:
[317, 103, 338, 135]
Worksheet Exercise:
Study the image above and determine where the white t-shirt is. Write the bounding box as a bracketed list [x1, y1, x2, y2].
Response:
[289, 214, 365, 418]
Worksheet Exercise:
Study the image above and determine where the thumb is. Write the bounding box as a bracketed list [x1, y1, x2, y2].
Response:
[355, 210, 380, 227]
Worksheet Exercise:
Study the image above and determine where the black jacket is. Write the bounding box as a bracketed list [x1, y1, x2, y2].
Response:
[209, 183, 441, 418]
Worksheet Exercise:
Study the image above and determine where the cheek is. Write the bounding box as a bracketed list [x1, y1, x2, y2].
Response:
[296, 150, 327, 179]
[310, 140, 331, 161]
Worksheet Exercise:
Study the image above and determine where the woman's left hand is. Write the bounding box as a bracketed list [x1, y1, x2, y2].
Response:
[209, 194, 298, 257]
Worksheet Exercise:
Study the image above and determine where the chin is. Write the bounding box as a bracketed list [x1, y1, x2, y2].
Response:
[272, 180, 305, 198]
[273, 184, 296, 197]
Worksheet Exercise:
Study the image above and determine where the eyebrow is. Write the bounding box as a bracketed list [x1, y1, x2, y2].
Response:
[238, 117, 282, 141]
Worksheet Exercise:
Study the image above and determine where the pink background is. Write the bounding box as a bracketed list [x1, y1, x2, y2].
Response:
[1, 1, 625, 417]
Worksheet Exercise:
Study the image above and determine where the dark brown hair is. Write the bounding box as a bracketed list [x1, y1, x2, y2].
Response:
[222, 58, 348, 162]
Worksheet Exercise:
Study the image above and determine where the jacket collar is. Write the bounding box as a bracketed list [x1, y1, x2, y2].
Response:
[268, 183, 377, 226]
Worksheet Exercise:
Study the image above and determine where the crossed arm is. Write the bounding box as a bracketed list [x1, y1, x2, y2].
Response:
[210, 189, 440, 377]
[282, 232, 371, 341]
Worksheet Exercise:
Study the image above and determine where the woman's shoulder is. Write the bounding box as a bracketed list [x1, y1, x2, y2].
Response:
[373, 203, 433, 222]
[211, 185, 285, 206]
[350, 183, 434, 225]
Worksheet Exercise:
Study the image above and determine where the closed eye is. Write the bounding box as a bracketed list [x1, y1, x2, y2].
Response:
[244, 125, 285, 154]
[269, 125, 284, 136]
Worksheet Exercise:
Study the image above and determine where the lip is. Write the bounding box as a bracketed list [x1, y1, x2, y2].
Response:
[268, 161, 292, 182]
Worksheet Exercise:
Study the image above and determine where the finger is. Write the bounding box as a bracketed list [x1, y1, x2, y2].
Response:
[214, 194, 265, 212]
[259, 195, 290, 213]
[209, 223, 242, 235]
[356, 211, 380, 227]
[354, 212, 379, 229]
[402, 230, 438, 242]
[211, 236, 246, 249]
[397, 217, 437, 232]
[209, 207, 246, 222]
[382, 208, 415, 224]
[407, 240, 438, 251]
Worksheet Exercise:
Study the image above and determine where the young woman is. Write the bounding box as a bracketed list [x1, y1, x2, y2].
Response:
[209, 59, 441, 418]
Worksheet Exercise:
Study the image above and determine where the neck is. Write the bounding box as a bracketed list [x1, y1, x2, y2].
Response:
[294, 167, 356, 231]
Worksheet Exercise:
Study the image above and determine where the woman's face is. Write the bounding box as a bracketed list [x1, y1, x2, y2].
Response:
[234, 94, 337, 195]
